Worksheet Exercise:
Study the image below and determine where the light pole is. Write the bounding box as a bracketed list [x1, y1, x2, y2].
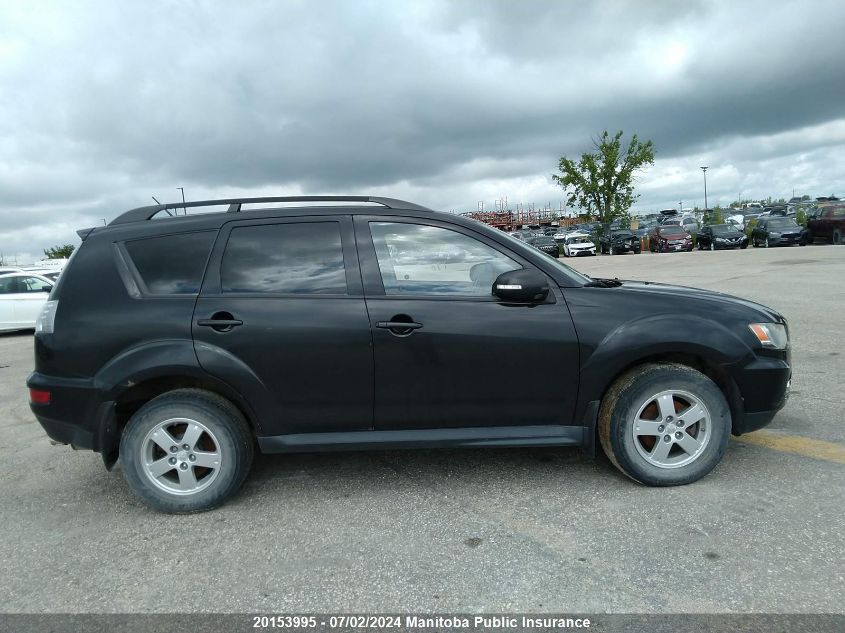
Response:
[700, 166, 709, 214]
[177, 187, 186, 215]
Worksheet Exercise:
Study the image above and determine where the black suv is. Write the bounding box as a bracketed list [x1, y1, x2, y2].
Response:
[28, 196, 791, 512]
[598, 229, 641, 255]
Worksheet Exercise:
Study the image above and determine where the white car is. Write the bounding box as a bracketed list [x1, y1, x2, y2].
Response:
[0, 273, 54, 332]
[561, 232, 596, 257]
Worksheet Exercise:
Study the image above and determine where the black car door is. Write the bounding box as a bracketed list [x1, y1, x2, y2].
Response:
[700, 226, 711, 247]
[354, 216, 580, 431]
[192, 216, 373, 436]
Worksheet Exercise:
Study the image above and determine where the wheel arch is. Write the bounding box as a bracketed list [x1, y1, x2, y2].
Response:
[577, 321, 750, 441]
[93, 340, 263, 468]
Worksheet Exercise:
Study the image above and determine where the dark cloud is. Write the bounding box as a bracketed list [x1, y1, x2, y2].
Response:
[1, 0, 844, 261]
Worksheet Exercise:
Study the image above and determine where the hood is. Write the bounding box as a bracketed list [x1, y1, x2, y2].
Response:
[614, 280, 785, 323]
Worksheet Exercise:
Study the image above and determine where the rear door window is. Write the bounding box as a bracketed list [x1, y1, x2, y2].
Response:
[124, 231, 216, 295]
[220, 222, 347, 294]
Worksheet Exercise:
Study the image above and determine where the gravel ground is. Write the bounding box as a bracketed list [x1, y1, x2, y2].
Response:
[0, 244, 842, 614]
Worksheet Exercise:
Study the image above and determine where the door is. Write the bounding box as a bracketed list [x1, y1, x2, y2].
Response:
[355, 216, 580, 431]
[192, 216, 373, 436]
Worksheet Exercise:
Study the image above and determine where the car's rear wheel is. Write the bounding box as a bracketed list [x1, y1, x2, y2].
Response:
[598, 363, 730, 486]
[834, 229, 843, 245]
[120, 389, 254, 513]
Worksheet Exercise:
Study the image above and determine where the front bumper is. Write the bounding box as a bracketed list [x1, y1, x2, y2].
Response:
[769, 234, 803, 246]
[729, 352, 791, 435]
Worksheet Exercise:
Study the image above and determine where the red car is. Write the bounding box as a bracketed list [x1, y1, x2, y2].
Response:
[649, 225, 693, 252]
[807, 204, 845, 244]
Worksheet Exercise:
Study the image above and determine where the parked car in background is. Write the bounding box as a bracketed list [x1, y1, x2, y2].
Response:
[599, 229, 641, 255]
[648, 225, 693, 253]
[525, 235, 560, 258]
[751, 217, 808, 247]
[697, 224, 749, 250]
[561, 232, 596, 257]
[0, 273, 54, 332]
[0, 267, 24, 275]
[662, 216, 699, 236]
[806, 204, 845, 244]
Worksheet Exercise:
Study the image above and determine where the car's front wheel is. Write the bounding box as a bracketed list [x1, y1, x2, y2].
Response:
[598, 363, 730, 486]
[119, 389, 254, 513]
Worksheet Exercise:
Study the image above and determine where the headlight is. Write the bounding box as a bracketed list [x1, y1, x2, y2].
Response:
[749, 322, 788, 350]
[770, 232, 781, 237]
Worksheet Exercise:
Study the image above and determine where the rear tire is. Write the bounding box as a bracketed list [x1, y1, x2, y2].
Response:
[834, 229, 843, 245]
[598, 363, 730, 486]
[119, 389, 254, 513]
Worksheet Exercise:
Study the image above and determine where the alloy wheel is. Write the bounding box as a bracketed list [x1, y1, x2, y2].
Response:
[631, 390, 712, 469]
[140, 417, 222, 495]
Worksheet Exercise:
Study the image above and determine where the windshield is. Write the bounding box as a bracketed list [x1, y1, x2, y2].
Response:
[662, 227, 687, 235]
[613, 230, 634, 238]
[712, 225, 739, 235]
[566, 235, 591, 244]
[768, 218, 797, 228]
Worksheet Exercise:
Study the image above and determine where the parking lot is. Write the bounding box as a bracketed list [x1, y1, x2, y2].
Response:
[1, 245, 843, 614]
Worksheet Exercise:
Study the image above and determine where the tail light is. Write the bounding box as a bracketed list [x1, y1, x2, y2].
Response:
[35, 300, 58, 334]
[30, 388, 51, 405]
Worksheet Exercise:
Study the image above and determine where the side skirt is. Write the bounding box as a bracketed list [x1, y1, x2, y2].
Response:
[257, 425, 588, 454]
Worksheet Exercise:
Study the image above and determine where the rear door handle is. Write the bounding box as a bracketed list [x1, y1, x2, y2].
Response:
[197, 319, 243, 328]
[197, 311, 243, 332]
[376, 321, 422, 330]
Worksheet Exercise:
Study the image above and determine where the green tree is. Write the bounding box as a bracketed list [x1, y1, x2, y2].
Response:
[43, 244, 75, 259]
[552, 130, 655, 226]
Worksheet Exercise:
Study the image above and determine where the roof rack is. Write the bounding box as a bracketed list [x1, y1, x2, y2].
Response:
[110, 195, 432, 225]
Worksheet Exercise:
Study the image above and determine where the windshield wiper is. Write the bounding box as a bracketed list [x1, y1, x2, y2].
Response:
[584, 277, 623, 288]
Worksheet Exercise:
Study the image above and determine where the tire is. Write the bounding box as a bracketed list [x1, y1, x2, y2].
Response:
[834, 229, 843, 245]
[598, 363, 731, 486]
[610, 245, 615, 255]
[119, 389, 254, 513]
[741, 243, 748, 249]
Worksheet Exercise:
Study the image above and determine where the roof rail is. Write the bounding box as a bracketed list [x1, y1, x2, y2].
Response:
[110, 195, 432, 225]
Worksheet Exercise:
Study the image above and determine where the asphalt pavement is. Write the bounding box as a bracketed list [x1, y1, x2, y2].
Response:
[0, 245, 842, 614]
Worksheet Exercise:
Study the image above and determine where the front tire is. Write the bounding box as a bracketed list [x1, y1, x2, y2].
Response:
[119, 389, 254, 513]
[598, 363, 731, 486]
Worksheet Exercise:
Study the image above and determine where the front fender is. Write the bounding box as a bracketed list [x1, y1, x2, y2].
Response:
[578, 313, 755, 405]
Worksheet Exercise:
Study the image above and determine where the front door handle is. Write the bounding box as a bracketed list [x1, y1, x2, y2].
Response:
[375, 315, 423, 337]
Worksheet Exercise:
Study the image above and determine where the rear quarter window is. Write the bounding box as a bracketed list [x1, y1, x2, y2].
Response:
[123, 231, 216, 295]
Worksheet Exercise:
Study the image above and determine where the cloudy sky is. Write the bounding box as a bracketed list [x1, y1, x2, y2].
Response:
[2, 0, 844, 262]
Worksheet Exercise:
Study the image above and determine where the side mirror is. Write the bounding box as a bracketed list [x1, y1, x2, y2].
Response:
[492, 269, 549, 304]
[41, 285, 52, 293]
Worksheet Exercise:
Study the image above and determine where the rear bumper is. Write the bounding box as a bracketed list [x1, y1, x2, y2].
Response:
[26, 372, 116, 464]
